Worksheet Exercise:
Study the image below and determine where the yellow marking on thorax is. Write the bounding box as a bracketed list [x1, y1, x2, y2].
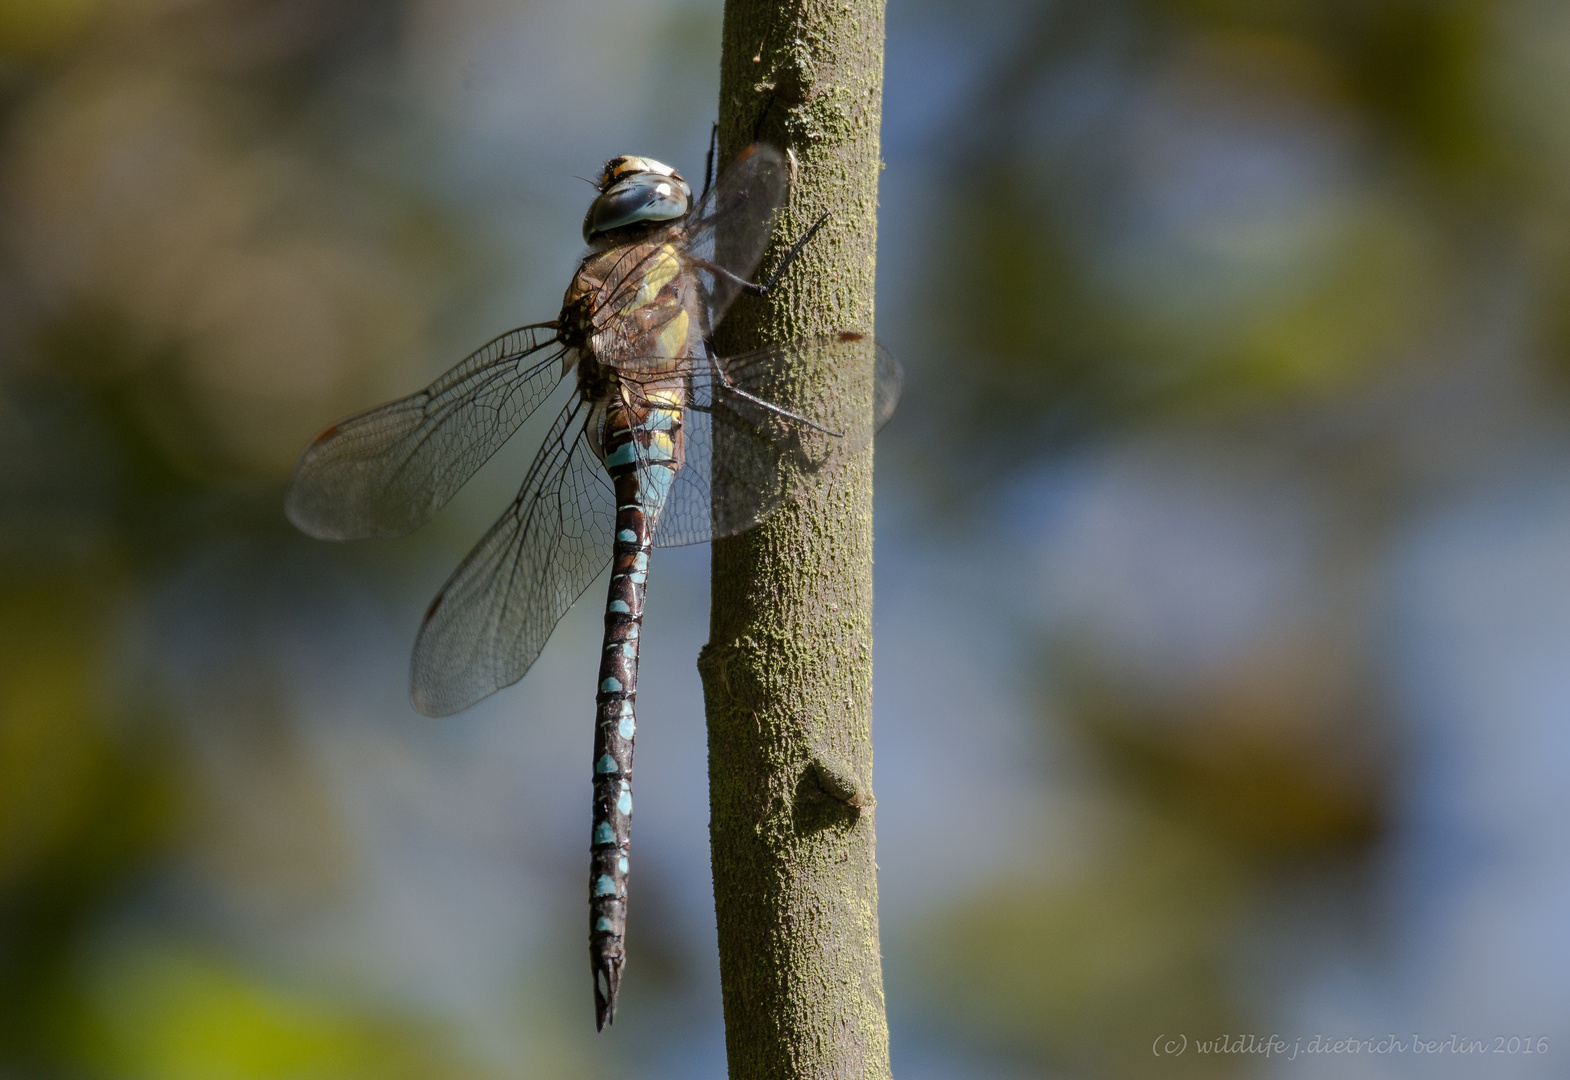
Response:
[657, 308, 690, 358]
[620, 245, 681, 317]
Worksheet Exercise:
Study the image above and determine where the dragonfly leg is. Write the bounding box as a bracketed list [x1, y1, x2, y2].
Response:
[751, 88, 779, 144]
[747, 211, 829, 297]
[716, 376, 844, 437]
[701, 122, 718, 202]
[690, 211, 830, 301]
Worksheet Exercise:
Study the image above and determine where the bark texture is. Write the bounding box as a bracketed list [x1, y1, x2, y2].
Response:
[700, 1, 890, 1078]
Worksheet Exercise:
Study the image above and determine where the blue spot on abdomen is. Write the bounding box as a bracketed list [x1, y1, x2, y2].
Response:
[603, 442, 638, 468]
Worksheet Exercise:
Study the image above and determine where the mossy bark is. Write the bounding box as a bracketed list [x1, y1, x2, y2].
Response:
[699, 1, 890, 1078]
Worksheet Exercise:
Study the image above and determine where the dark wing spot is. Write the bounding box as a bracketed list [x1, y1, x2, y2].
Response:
[313, 424, 340, 443]
[837, 331, 865, 343]
[422, 594, 443, 624]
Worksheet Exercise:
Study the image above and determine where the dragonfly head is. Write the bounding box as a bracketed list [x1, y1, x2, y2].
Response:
[582, 156, 692, 244]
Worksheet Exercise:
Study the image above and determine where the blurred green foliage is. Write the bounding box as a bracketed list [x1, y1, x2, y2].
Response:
[0, 1, 505, 1076]
[893, 0, 1568, 1074]
[914, 819, 1246, 1078]
[0, 578, 177, 1067]
[59, 941, 485, 1080]
[908, 635, 1388, 1077]
[915, 0, 1570, 470]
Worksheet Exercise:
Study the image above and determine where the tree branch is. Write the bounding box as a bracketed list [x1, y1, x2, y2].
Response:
[699, 1, 890, 1077]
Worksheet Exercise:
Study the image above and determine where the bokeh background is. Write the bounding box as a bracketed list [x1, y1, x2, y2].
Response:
[2, 0, 1568, 1077]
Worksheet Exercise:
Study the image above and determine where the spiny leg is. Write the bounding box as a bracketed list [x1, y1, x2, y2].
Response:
[694, 209, 832, 364]
[701, 122, 718, 202]
[697, 211, 830, 300]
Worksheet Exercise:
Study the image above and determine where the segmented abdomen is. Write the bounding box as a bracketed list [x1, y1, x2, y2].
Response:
[588, 387, 683, 1030]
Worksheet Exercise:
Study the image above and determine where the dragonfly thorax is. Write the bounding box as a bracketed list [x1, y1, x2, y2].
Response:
[559, 240, 699, 364]
[559, 271, 599, 352]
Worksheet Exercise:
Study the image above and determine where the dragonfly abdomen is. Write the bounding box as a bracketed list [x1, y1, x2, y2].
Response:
[588, 393, 683, 1030]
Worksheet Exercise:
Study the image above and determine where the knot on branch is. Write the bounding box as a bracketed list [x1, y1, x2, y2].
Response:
[806, 752, 870, 810]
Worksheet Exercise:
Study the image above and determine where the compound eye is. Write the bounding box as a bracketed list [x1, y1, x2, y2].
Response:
[583, 173, 692, 241]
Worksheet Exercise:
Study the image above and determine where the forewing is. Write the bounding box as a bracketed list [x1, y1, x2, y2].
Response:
[410, 398, 614, 716]
[286, 323, 567, 540]
[636, 334, 903, 547]
[873, 340, 904, 433]
[681, 143, 789, 328]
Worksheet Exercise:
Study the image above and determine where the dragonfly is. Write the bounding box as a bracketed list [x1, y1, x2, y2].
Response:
[285, 142, 901, 1029]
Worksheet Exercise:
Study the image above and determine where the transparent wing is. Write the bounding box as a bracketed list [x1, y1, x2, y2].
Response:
[286, 323, 567, 540]
[629, 334, 903, 548]
[874, 340, 904, 434]
[679, 142, 789, 329]
[410, 398, 614, 717]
